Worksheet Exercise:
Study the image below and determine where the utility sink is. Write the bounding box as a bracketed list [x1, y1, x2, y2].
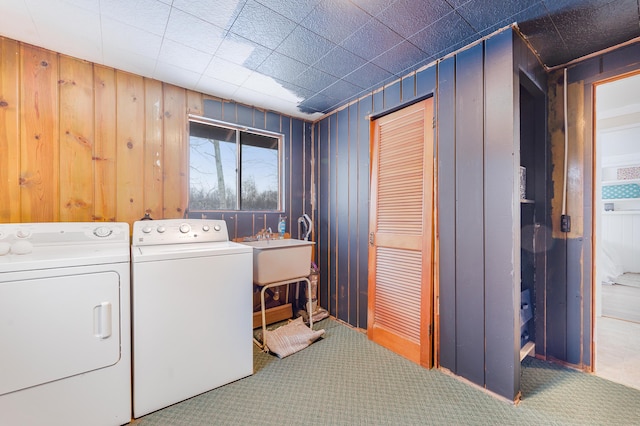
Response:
[241, 239, 314, 285]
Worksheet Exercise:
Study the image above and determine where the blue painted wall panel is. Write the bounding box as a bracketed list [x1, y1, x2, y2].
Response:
[348, 104, 359, 326]
[383, 80, 401, 109]
[290, 119, 305, 238]
[357, 95, 372, 329]
[318, 118, 330, 311]
[266, 111, 281, 132]
[484, 29, 518, 400]
[373, 90, 383, 113]
[401, 74, 415, 100]
[416, 66, 436, 98]
[436, 56, 457, 373]
[454, 43, 486, 387]
[336, 108, 350, 323]
[329, 114, 338, 316]
[237, 104, 253, 127]
[222, 101, 236, 122]
[203, 99, 222, 120]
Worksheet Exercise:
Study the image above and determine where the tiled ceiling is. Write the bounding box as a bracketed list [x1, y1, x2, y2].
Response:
[1, 0, 639, 120]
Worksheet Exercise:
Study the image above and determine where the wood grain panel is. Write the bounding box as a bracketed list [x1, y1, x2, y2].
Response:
[376, 109, 424, 235]
[163, 84, 187, 219]
[374, 247, 422, 341]
[186, 90, 203, 116]
[144, 79, 164, 219]
[59, 55, 94, 221]
[20, 44, 59, 222]
[116, 72, 145, 224]
[93, 65, 117, 222]
[0, 38, 20, 222]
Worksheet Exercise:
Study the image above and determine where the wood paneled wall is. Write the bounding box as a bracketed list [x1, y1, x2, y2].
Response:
[0, 38, 196, 224]
[0, 37, 312, 238]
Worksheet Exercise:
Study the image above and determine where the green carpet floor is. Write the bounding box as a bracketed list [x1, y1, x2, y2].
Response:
[130, 318, 640, 425]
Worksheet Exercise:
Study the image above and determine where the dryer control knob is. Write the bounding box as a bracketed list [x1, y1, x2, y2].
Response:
[11, 240, 33, 255]
[0, 242, 10, 255]
[179, 224, 191, 234]
[142, 226, 152, 234]
[157, 226, 166, 233]
[202, 225, 210, 232]
[94, 226, 113, 238]
[213, 225, 221, 232]
[16, 229, 31, 238]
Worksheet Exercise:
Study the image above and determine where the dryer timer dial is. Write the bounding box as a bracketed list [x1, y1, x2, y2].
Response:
[93, 227, 113, 238]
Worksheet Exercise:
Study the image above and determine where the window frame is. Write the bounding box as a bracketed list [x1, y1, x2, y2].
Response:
[187, 114, 284, 212]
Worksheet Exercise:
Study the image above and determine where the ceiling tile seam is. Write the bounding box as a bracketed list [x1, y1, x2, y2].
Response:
[297, 27, 428, 80]
[153, 6, 179, 76]
[254, 0, 319, 26]
[22, 0, 41, 47]
[539, 1, 570, 53]
[163, 7, 229, 56]
[98, 0, 105, 65]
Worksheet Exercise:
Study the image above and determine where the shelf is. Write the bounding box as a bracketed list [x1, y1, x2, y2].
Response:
[520, 341, 535, 361]
[602, 198, 640, 202]
[520, 199, 535, 204]
[602, 178, 640, 186]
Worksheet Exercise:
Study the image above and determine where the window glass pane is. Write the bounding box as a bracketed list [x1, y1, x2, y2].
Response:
[189, 122, 237, 210]
[240, 132, 279, 210]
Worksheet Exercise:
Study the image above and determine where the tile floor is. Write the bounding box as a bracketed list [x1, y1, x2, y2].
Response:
[596, 315, 640, 390]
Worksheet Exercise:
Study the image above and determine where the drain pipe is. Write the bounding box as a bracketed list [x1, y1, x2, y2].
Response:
[561, 68, 571, 232]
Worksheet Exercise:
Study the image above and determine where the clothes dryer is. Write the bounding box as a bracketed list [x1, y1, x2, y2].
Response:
[0, 222, 131, 426]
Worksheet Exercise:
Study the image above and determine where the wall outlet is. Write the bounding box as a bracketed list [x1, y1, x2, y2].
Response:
[561, 214, 571, 233]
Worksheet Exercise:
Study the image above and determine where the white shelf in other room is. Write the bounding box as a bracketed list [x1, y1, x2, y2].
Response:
[520, 341, 535, 361]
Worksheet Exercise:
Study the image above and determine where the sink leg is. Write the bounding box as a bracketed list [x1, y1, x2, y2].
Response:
[255, 276, 316, 353]
[303, 277, 313, 330]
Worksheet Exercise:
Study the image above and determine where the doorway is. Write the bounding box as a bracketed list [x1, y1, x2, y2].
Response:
[368, 98, 435, 368]
[594, 72, 640, 390]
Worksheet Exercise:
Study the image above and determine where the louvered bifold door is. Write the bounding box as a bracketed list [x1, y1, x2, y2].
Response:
[368, 99, 434, 367]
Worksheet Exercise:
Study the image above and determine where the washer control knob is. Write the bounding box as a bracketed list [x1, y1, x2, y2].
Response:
[142, 226, 153, 234]
[16, 229, 31, 239]
[179, 224, 191, 234]
[202, 225, 210, 232]
[157, 226, 166, 233]
[213, 225, 221, 232]
[94, 226, 113, 238]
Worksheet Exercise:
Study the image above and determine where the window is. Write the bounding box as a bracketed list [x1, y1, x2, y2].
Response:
[188, 116, 282, 211]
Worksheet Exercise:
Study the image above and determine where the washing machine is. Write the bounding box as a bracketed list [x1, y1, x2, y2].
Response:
[131, 218, 253, 418]
[0, 222, 131, 426]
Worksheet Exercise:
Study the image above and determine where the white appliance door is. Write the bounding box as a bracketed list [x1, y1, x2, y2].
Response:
[132, 251, 252, 417]
[0, 271, 121, 395]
